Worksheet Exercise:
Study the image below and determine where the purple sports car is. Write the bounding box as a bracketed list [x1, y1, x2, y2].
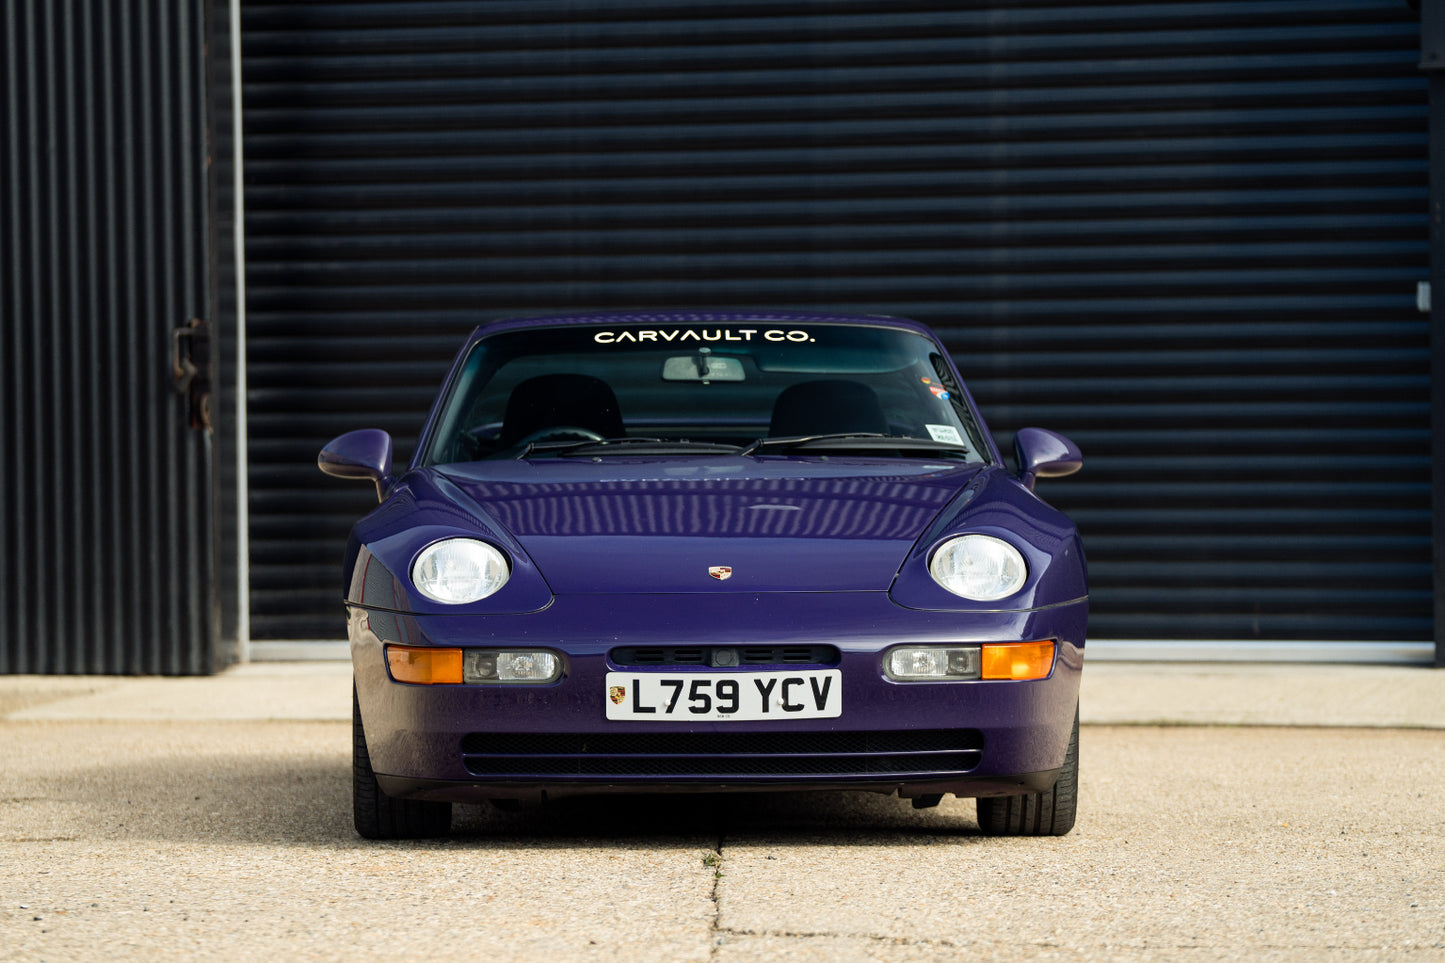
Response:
[320, 311, 1085, 839]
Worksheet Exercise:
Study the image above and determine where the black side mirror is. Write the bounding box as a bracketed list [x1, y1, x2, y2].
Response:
[319, 429, 394, 502]
[1014, 427, 1082, 492]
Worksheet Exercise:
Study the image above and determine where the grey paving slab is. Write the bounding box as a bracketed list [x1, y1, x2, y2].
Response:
[1, 721, 1442, 961]
[0, 720, 717, 962]
[709, 726, 1445, 961]
[2, 657, 1443, 959]
[1080, 662, 1445, 729]
[0, 663, 352, 722]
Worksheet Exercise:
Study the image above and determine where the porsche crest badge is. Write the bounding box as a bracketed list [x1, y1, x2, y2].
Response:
[608, 685, 627, 706]
[708, 566, 733, 581]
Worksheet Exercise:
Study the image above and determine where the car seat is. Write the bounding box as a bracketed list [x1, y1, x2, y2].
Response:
[499, 373, 625, 448]
[768, 379, 890, 438]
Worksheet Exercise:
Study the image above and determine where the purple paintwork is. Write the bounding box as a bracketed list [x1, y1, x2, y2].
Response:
[1014, 427, 1084, 491]
[318, 428, 394, 501]
[324, 311, 1087, 829]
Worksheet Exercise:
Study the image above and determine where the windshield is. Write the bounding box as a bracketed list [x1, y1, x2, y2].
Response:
[419, 321, 990, 465]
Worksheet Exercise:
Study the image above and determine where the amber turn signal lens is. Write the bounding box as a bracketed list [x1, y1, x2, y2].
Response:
[980, 640, 1055, 680]
[386, 645, 464, 685]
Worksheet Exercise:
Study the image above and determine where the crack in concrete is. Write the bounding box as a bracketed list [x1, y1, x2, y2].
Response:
[706, 830, 725, 960]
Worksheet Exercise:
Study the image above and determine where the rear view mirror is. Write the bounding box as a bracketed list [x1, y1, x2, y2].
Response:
[1014, 427, 1082, 491]
[662, 352, 745, 382]
[319, 429, 394, 502]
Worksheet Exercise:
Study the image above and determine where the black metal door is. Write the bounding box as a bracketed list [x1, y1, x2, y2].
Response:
[0, 0, 225, 673]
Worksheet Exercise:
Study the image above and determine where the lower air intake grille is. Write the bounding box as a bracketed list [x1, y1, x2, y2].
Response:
[611, 645, 840, 666]
[460, 729, 983, 778]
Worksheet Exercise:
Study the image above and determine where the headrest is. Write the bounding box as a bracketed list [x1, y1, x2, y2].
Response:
[768, 379, 889, 438]
[500, 373, 625, 447]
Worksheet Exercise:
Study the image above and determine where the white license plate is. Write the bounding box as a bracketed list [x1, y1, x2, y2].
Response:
[605, 670, 842, 722]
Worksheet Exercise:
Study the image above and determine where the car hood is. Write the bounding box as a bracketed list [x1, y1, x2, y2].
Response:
[433, 458, 983, 593]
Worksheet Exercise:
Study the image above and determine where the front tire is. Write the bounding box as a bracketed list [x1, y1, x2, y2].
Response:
[353, 684, 452, 839]
[976, 705, 1078, 836]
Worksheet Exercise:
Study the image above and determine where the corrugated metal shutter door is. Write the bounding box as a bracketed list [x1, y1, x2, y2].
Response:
[241, 1, 1429, 644]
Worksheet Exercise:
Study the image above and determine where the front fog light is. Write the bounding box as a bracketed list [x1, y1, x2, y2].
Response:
[886, 646, 981, 681]
[464, 649, 561, 684]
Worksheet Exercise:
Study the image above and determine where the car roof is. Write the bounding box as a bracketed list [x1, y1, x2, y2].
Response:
[465, 309, 937, 343]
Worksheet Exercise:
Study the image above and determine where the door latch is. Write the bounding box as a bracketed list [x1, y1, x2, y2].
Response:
[171, 318, 212, 432]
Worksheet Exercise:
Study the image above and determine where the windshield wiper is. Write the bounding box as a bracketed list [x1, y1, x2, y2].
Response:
[517, 433, 970, 459]
[738, 433, 970, 457]
[518, 437, 740, 458]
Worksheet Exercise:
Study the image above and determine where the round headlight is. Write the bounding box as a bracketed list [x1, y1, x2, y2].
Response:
[928, 534, 1027, 601]
[412, 538, 510, 604]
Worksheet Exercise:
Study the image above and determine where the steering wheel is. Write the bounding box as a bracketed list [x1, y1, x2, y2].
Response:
[517, 425, 606, 445]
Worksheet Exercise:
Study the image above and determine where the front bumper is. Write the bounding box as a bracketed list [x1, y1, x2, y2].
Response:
[351, 591, 1085, 803]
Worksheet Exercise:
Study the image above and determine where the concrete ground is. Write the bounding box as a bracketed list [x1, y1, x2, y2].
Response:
[1, 662, 1442, 961]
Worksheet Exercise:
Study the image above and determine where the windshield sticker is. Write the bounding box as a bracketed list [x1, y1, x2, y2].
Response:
[593, 329, 816, 344]
[928, 385, 951, 400]
[926, 424, 964, 445]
